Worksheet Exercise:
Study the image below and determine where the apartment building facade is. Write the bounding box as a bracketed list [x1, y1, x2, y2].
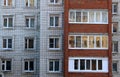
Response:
[112, 0, 120, 77]
[0, 0, 40, 77]
[64, 0, 112, 77]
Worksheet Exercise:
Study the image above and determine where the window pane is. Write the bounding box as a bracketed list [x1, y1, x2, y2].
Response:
[29, 39, 34, 48]
[55, 60, 59, 71]
[26, 19, 29, 27]
[89, 11, 94, 22]
[113, 41, 118, 52]
[74, 60, 78, 70]
[2, 64, 5, 70]
[69, 11, 75, 22]
[25, 61, 28, 70]
[4, 18, 7, 27]
[102, 12, 108, 23]
[86, 60, 90, 70]
[82, 12, 88, 22]
[92, 60, 96, 70]
[55, 17, 59, 26]
[113, 23, 118, 32]
[25, 39, 27, 48]
[30, 0, 34, 7]
[6, 61, 11, 70]
[50, 0, 54, 3]
[8, 0, 12, 6]
[96, 36, 101, 48]
[80, 59, 85, 70]
[69, 36, 75, 48]
[4, 0, 6, 5]
[3, 39, 6, 48]
[50, 17, 54, 26]
[98, 60, 102, 70]
[89, 36, 94, 48]
[49, 38, 54, 48]
[113, 63, 117, 71]
[82, 36, 88, 48]
[76, 36, 81, 48]
[76, 12, 81, 22]
[30, 61, 34, 70]
[0, 74, 2, 77]
[9, 18, 13, 27]
[30, 18, 34, 27]
[55, 38, 59, 48]
[26, 0, 28, 6]
[55, 0, 58, 3]
[8, 39, 12, 48]
[102, 36, 108, 48]
[49, 61, 53, 71]
[96, 11, 101, 22]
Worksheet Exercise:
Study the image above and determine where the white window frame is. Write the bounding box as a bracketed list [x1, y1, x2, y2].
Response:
[112, 41, 118, 53]
[48, 59, 60, 72]
[25, 16, 35, 28]
[2, 37, 12, 50]
[49, 14, 60, 27]
[49, 37, 61, 50]
[3, 16, 13, 28]
[68, 35, 108, 49]
[69, 57, 108, 72]
[24, 59, 34, 72]
[112, 3, 118, 14]
[1, 59, 11, 71]
[25, 0, 37, 7]
[69, 10, 108, 24]
[25, 37, 35, 50]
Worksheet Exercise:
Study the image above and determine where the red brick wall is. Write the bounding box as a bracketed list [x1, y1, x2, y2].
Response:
[64, 0, 112, 77]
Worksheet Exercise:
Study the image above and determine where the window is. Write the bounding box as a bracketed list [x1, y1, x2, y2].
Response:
[112, 3, 118, 14]
[112, 22, 118, 33]
[25, 38, 34, 49]
[50, 0, 59, 4]
[49, 37, 60, 49]
[3, 16, 13, 28]
[25, 0, 35, 7]
[112, 62, 117, 72]
[24, 60, 34, 72]
[49, 59, 60, 72]
[2, 59, 11, 71]
[50, 15, 59, 27]
[25, 16, 35, 28]
[4, 0, 12, 6]
[69, 35, 108, 49]
[3, 38, 12, 49]
[69, 57, 108, 72]
[69, 10, 108, 24]
[112, 41, 118, 53]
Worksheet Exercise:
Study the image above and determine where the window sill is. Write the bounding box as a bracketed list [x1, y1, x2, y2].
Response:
[2, 6, 15, 9]
[48, 3, 63, 6]
[69, 48, 108, 50]
[24, 27, 35, 30]
[49, 48, 61, 51]
[2, 48, 13, 51]
[24, 71, 34, 73]
[69, 22, 108, 24]
[69, 70, 108, 73]
[48, 27, 62, 30]
[24, 49, 35, 51]
[24, 7, 37, 9]
[2, 70, 11, 72]
[2, 27, 13, 30]
[47, 71, 61, 73]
